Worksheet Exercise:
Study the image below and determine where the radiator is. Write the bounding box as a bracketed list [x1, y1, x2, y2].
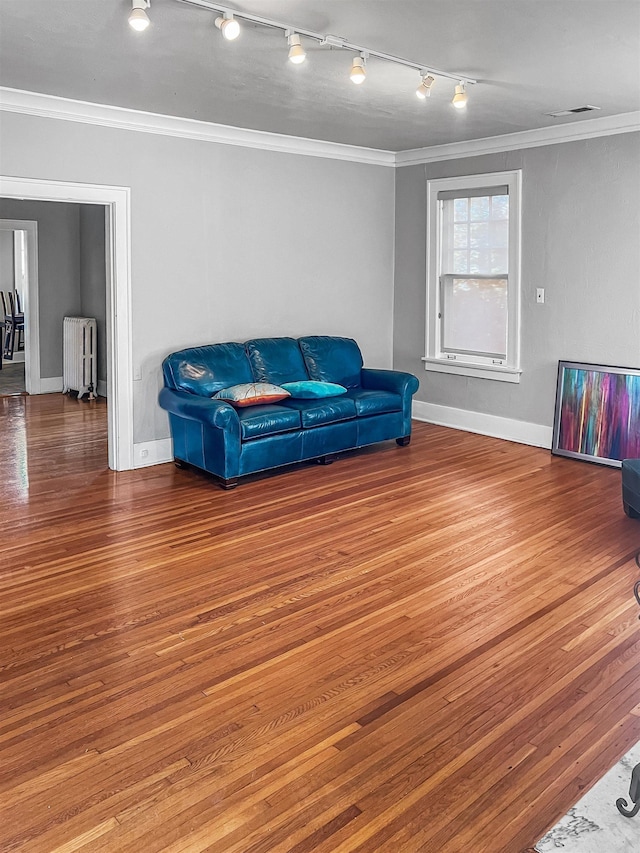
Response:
[63, 317, 97, 399]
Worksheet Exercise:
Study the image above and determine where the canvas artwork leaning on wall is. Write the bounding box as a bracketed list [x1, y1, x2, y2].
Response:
[552, 361, 640, 467]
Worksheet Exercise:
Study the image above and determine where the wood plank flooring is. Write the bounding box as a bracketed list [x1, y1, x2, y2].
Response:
[0, 361, 26, 396]
[1, 392, 639, 853]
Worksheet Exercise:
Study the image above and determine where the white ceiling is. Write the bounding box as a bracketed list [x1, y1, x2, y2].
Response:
[1, 0, 639, 151]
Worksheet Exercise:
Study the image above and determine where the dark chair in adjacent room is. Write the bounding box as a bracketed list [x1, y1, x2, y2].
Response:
[1, 291, 9, 364]
[2, 291, 25, 361]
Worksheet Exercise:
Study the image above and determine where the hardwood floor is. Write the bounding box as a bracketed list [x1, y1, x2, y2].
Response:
[0, 361, 26, 396]
[1, 393, 639, 853]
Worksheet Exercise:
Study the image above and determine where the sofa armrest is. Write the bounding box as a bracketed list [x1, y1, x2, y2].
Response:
[159, 387, 239, 431]
[361, 368, 419, 397]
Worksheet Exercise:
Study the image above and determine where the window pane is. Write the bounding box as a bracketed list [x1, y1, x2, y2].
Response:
[453, 250, 469, 273]
[442, 277, 508, 357]
[470, 196, 490, 220]
[454, 198, 469, 221]
[469, 222, 489, 248]
[453, 224, 468, 248]
[490, 249, 508, 274]
[469, 249, 489, 274]
[491, 195, 509, 219]
[491, 220, 509, 249]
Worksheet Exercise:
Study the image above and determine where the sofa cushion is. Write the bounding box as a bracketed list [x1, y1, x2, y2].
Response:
[345, 388, 402, 417]
[237, 405, 301, 440]
[246, 337, 309, 386]
[281, 380, 347, 399]
[281, 397, 356, 428]
[163, 343, 253, 397]
[214, 382, 290, 407]
[298, 336, 363, 389]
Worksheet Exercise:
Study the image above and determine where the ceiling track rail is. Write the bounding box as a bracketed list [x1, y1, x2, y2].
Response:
[174, 0, 477, 85]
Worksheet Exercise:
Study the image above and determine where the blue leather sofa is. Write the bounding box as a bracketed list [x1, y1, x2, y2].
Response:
[159, 335, 419, 488]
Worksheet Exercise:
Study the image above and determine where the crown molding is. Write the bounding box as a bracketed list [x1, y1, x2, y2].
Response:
[0, 87, 396, 168]
[2, 88, 638, 169]
[395, 111, 640, 166]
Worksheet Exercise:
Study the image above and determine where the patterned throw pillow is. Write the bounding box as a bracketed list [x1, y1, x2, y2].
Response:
[214, 383, 290, 407]
[280, 380, 347, 399]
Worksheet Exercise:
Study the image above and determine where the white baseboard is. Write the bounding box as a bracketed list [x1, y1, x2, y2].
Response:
[133, 438, 173, 468]
[31, 376, 107, 397]
[34, 376, 107, 397]
[36, 375, 63, 394]
[412, 400, 553, 449]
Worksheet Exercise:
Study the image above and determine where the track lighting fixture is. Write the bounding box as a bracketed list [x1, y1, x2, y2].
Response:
[452, 82, 468, 109]
[128, 0, 150, 32]
[215, 13, 240, 41]
[157, 2, 477, 102]
[350, 54, 367, 85]
[416, 74, 435, 99]
[287, 32, 306, 64]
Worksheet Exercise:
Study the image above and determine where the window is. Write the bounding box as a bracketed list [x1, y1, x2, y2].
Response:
[424, 170, 522, 382]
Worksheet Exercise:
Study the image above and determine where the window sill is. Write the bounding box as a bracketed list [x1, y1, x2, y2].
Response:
[422, 357, 522, 383]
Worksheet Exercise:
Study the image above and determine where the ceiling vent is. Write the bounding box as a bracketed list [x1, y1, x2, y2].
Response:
[546, 105, 602, 117]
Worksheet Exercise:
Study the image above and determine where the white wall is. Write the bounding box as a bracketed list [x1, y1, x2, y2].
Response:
[394, 132, 640, 439]
[0, 111, 396, 444]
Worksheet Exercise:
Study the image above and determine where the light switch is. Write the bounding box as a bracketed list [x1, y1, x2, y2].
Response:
[536, 288, 545, 304]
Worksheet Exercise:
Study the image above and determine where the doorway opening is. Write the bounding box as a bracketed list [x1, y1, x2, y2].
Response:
[0, 220, 36, 396]
[0, 177, 132, 471]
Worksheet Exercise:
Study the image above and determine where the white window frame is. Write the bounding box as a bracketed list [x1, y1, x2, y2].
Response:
[423, 170, 522, 383]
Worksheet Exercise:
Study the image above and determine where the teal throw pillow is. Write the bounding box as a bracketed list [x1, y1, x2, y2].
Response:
[281, 380, 347, 399]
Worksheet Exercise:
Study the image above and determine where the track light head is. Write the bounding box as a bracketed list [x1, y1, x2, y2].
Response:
[215, 14, 240, 41]
[452, 82, 468, 109]
[128, 0, 150, 32]
[287, 32, 306, 64]
[416, 74, 435, 100]
[350, 54, 367, 85]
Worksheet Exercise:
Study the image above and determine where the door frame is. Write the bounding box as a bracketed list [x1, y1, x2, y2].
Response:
[0, 176, 133, 471]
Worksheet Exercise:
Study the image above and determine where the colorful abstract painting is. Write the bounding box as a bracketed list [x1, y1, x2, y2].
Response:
[552, 362, 640, 467]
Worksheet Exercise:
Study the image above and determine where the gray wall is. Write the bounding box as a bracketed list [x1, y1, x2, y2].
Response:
[0, 200, 107, 383]
[0, 111, 396, 444]
[79, 205, 107, 385]
[394, 132, 640, 429]
[0, 199, 82, 378]
[7, 108, 632, 450]
[0, 230, 15, 294]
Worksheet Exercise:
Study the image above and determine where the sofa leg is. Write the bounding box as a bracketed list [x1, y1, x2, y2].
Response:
[396, 436, 411, 447]
[624, 502, 640, 519]
[316, 454, 338, 465]
[220, 478, 238, 490]
[174, 459, 189, 469]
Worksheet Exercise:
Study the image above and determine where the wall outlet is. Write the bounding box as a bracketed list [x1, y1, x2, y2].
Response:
[536, 288, 545, 304]
[140, 448, 148, 458]
[133, 365, 142, 380]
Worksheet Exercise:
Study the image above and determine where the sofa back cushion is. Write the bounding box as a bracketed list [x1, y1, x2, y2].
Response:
[163, 343, 253, 396]
[299, 336, 363, 389]
[246, 337, 309, 386]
